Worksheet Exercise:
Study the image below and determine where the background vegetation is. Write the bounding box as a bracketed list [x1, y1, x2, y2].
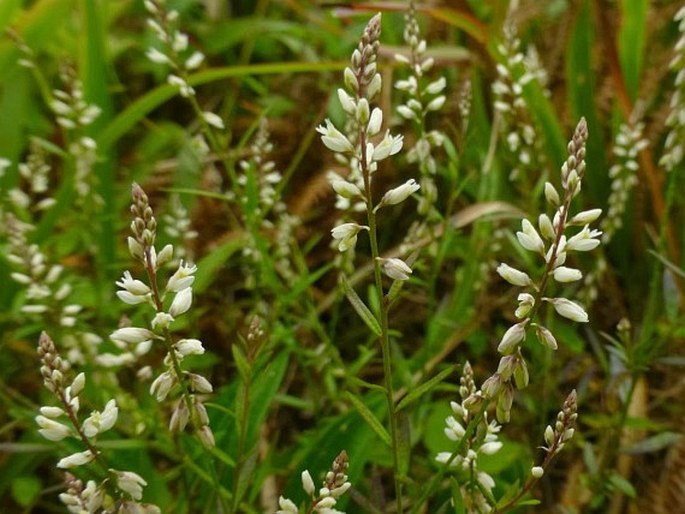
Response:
[0, 0, 684, 512]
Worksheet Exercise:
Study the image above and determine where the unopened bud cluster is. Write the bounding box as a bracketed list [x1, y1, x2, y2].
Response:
[543, 390, 578, 457]
[108, 183, 214, 448]
[37, 332, 156, 511]
[277, 451, 351, 514]
[436, 362, 502, 513]
[660, 6, 685, 172]
[486, 118, 601, 422]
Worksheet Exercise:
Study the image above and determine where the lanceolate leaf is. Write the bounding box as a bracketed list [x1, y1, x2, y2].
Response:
[340, 274, 382, 337]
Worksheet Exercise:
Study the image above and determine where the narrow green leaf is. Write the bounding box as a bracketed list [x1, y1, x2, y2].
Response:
[450, 477, 466, 514]
[340, 274, 382, 337]
[346, 376, 387, 394]
[396, 365, 456, 413]
[231, 345, 250, 383]
[618, 0, 647, 100]
[397, 412, 411, 477]
[344, 391, 390, 447]
[608, 472, 636, 498]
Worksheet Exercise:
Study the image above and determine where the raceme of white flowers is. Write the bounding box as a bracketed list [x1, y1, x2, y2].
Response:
[485, 118, 601, 423]
[436, 362, 503, 513]
[37, 332, 160, 513]
[107, 183, 215, 448]
[144, 0, 207, 102]
[660, 6, 685, 172]
[318, 13, 418, 282]
[276, 451, 351, 514]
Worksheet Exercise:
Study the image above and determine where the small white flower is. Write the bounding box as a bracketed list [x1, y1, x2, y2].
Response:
[185, 51, 205, 70]
[36, 415, 71, 441]
[544, 182, 560, 205]
[570, 208, 602, 225]
[71, 372, 86, 396]
[329, 174, 361, 199]
[379, 179, 420, 207]
[397, 104, 417, 120]
[146, 47, 169, 64]
[545, 297, 589, 323]
[110, 327, 155, 346]
[372, 131, 403, 161]
[496, 263, 531, 286]
[552, 266, 583, 283]
[426, 95, 446, 112]
[337, 88, 356, 114]
[152, 312, 174, 330]
[444, 416, 465, 440]
[189, 373, 213, 394]
[57, 450, 94, 469]
[531, 466, 545, 478]
[166, 261, 197, 292]
[356, 98, 370, 124]
[157, 244, 174, 268]
[301, 470, 315, 496]
[83, 399, 118, 437]
[566, 226, 602, 252]
[169, 288, 192, 316]
[277, 496, 298, 514]
[202, 112, 225, 130]
[515, 293, 535, 319]
[425, 77, 447, 95]
[150, 371, 175, 401]
[317, 119, 354, 153]
[40, 406, 64, 418]
[381, 257, 413, 281]
[479, 441, 503, 455]
[367, 107, 383, 136]
[175, 338, 205, 356]
[114, 470, 147, 500]
[497, 321, 528, 355]
[538, 214, 555, 240]
[517, 219, 545, 254]
[331, 223, 368, 252]
[533, 323, 558, 350]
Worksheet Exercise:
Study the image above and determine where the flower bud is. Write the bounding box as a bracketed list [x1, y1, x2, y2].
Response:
[379, 179, 420, 207]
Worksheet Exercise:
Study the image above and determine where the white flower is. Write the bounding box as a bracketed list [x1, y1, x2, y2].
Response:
[544, 182, 560, 205]
[496, 263, 532, 286]
[372, 131, 403, 161]
[337, 88, 356, 114]
[331, 223, 368, 252]
[425, 77, 447, 95]
[166, 261, 197, 292]
[301, 470, 315, 496]
[479, 441, 503, 455]
[367, 107, 383, 136]
[202, 112, 225, 130]
[569, 208, 602, 225]
[379, 179, 420, 207]
[515, 293, 535, 319]
[57, 450, 94, 469]
[517, 219, 545, 254]
[426, 95, 446, 111]
[552, 266, 583, 283]
[538, 214, 555, 240]
[566, 226, 602, 251]
[531, 466, 545, 478]
[36, 415, 71, 441]
[150, 371, 175, 401]
[497, 321, 528, 354]
[317, 119, 354, 153]
[82, 399, 118, 437]
[381, 257, 413, 281]
[146, 47, 170, 64]
[114, 470, 147, 500]
[185, 51, 205, 70]
[545, 297, 589, 322]
[71, 372, 86, 396]
[329, 174, 361, 199]
[444, 416, 465, 440]
[110, 327, 155, 347]
[175, 338, 205, 356]
[152, 312, 174, 330]
[40, 406, 64, 418]
[277, 496, 298, 514]
[189, 373, 213, 394]
[533, 323, 558, 350]
[169, 288, 192, 316]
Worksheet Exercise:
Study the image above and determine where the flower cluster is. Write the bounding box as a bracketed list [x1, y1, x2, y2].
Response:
[602, 117, 646, 242]
[37, 332, 159, 512]
[485, 118, 601, 422]
[318, 13, 418, 281]
[394, 4, 446, 219]
[144, 0, 211, 109]
[492, 24, 547, 181]
[234, 118, 300, 287]
[108, 183, 214, 447]
[436, 362, 502, 513]
[660, 6, 685, 172]
[162, 194, 198, 266]
[542, 389, 578, 458]
[277, 450, 351, 514]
